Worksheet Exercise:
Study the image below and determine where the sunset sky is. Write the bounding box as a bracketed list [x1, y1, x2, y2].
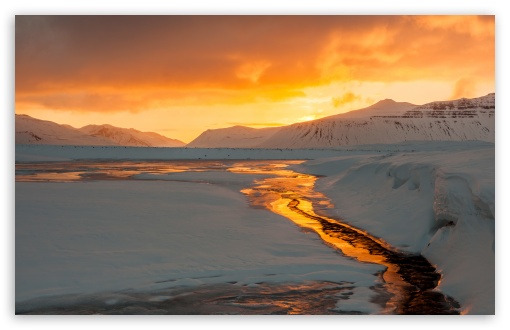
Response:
[15, 15, 495, 142]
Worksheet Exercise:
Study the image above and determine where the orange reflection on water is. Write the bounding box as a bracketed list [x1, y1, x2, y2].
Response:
[15, 161, 219, 182]
[16, 159, 455, 314]
[236, 162, 450, 314]
[15, 171, 84, 182]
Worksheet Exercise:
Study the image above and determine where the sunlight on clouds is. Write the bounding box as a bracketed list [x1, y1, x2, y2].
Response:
[298, 115, 318, 122]
[450, 77, 477, 99]
[332, 92, 361, 108]
[15, 16, 494, 142]
[414, 16, 494, 38]
[236, 61, 272, 83]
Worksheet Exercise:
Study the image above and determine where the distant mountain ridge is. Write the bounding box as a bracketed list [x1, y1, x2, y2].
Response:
[187, 93, 495, 148]
[80, 124, 185, 147]
[16, 93, 495, 148]
[15, 115, 118, 146]
[325, 99, 417, 119]
[186, 125, 281, 148]
[15, 115, 185, 147]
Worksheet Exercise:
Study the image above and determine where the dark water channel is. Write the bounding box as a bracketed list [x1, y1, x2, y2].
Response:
[16, 160, 459, 314]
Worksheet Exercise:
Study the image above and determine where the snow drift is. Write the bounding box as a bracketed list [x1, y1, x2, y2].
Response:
[292, 142, 495, 314]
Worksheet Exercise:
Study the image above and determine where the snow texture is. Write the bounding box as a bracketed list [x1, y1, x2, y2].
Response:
[292, 141, 495, 314]
[16, 180, 382, 307]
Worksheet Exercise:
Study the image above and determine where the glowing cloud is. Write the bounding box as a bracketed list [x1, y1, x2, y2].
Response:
[451, 77, 477, 99]
[236, 61, 272, 83]
[332, 92, 361, 108]
[15, 15, 495, 142]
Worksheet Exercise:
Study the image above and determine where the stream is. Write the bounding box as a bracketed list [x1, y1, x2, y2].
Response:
[16, 160, 459, 314]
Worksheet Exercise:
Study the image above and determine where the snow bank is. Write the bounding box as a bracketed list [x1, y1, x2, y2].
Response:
[293, 142, 495, 314]
[16, 180, 382, 309]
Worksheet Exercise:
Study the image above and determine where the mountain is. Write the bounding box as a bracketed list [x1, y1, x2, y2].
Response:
[79, 124, 185, 147]
[187, 125, 281, 148]
[16, 115, 185, 147]
[258, 93, 494, 148]
[186, 93, 495, 149]
[15, 114, 117, 146]
[325, 99, 417, 119]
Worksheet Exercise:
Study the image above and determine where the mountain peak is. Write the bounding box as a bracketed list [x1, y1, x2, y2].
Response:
[366, 99, 401, 109]
[374, 98, 397, 105]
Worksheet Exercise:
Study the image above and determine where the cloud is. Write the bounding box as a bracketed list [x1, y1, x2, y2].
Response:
[16, 92, 148, 113]
[15, 15, 494, 114]
[414, 15, 495, 38]
[451, 77, 477, 99]
[332, 92, 361, 107]
[236, 61, 272, 83]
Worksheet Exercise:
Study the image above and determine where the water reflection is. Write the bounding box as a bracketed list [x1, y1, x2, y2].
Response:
[15, 161, 231, 182]
[237, 163, 459, 314]
[16, 160, 459, 314]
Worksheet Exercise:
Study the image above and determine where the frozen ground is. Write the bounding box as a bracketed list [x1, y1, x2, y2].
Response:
[15, 144, 362, 162]
[15, 141, 495, 314]
[15, 177, 382, 313]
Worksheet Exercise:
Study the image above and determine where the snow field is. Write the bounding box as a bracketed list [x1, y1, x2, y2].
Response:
[16, 179, 382, 310]
[15, 141, 495, 314]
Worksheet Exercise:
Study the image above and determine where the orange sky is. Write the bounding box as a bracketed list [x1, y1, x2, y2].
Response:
[15, 15, 495, 143]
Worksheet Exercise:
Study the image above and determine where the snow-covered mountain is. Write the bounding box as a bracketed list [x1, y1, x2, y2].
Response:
[187, 125, 281, 148]
[15, 114, 118, 146]
[259, 94, 494, 148]
[79, 124, 185, 147]
[325, 99, 417, 119]
[16, 115, 185, 147]
[187, 93, 494, 148]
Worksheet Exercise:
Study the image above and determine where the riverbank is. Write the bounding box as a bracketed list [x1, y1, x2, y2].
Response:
[292, 143, 495, 314]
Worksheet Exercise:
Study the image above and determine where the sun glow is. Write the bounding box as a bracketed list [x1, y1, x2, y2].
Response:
[15, 15, 494, 143]
[298, 115, 318, 122]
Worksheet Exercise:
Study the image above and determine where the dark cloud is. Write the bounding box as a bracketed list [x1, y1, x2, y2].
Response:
[15, 15, 494, 112]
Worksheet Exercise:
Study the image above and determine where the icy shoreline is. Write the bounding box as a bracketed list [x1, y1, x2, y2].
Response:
[15, 141, 492, 162]
[15, 141, 495, 314]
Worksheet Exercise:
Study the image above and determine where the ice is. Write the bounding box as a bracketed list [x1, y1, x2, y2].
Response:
[15, 180, 382, 309]
[332, 287, 382, 314]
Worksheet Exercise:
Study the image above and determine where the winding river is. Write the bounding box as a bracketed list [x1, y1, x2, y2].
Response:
[233, 163, 459, 314]
[16, 160, 459, 314]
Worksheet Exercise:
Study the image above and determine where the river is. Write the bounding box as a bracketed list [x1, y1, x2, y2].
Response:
[15, 160, 459, 314]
